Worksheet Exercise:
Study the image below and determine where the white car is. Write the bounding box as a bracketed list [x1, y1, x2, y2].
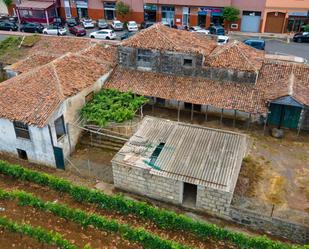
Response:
[111, 20, 123, 31]
[127, 21, 138, 32]
[190, 26, 209, 34]
[43, 26, 67, 35]
[217, 35, 229, 45]
[82, 19, 95, 28]
[89, 29, 116, 40]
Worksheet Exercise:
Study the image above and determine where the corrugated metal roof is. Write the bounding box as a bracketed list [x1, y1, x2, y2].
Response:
[271, 95, 303, 108]
[114, 116, 247, 193]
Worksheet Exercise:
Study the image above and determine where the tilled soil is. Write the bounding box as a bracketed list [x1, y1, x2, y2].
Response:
[0, 174, 236, 249]
[0, 199, 141, 249]
[0, 228, 56, 249]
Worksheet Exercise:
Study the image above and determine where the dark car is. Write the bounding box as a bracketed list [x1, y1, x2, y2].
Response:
[140, 21, 154, 29]
[293, 32, 309, 43]
[20, 22, 44, 33]
[120, 31, 137, 40]
[0, 21, 18, 31]
[69, 25, 86, 36]
[243, 39, 266, 50]
[66, 17, 79, 27]
[53, 17, 65, 27]
[208, 25, 225, 35]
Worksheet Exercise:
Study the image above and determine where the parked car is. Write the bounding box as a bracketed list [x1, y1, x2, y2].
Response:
[293, 32, 309, 43]
[0, 21, 18, 31]
[140, 21, 154, 29]
[208, 25, 225, 35]
[189, 26, 210, 35]
[89, 29, 116, 40]
[81, 18, 95, 29]
[43, 25, 67, 35]
[66, 17, 79, 27]
[217, 35, 229, 45]
[20, 22, 44, 33]
[243, 39, 265, 50]
[127, 21, 138, 32]
[53, 17, 65, 27]
[111, 20, 123, 31]
[8, 15, 18, 23]
[68, 25, 86, 36]
[97, 19, 108, 29]
[120, 31, 137, 40]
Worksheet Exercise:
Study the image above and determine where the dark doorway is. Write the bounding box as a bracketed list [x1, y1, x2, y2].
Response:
[156, 97, 165, 106]
[198, 14, 206, 27]
[184, 102, 192, 110]
[182, 182, 197, 207]
[17, 149, 28, 160]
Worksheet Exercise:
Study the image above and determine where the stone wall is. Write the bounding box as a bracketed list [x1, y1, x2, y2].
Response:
[118, 46, 257, 84]
[112, 162, 183, 204]
[229, 206, 309, 244]
[197, 186, 233, 217]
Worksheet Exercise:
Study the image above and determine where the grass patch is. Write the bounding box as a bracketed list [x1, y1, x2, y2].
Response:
[0, 36, 23, 64]
[22, 35, 41, 47]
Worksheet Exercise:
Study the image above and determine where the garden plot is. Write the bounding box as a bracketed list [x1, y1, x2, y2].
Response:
[0, 161, 305, 249]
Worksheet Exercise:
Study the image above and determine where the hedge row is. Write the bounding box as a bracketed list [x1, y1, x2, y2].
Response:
[0, 188, 191, 249]
[0, 216, 88, 249]
[0, 160, 307, 249]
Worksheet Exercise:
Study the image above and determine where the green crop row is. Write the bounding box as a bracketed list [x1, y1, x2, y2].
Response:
[0, 216, 90, 249]
[0, 160, 307, 249]
[0, 188, 191, 249]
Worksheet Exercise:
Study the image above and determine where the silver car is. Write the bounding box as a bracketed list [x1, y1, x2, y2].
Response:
[98, 19, 108, 29]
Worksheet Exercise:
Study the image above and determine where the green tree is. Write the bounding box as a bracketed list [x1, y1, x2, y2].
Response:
[222, 7, 240, 22]
[115, 0, 130, 18]
[304, 25, 309, 32]
[3, 0, 13, 7]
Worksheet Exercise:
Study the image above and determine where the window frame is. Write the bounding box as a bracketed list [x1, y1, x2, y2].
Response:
[54, 115, 66, 140]
[13, 121, 31, 140]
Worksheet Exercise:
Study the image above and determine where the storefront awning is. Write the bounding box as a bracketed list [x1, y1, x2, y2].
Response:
[17, 1, 55, 10]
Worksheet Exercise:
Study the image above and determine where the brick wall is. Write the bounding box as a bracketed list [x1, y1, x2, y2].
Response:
[197, 186, 233, 217]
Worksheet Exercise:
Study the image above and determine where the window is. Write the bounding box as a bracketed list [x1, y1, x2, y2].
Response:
[54, 115, 66, 140]
[183, 58, 193, 67]
[85, 91, 94, 103]
[182, 7, 190, 26]
[119, 52, 128, 63]
[137, 49, 152, 63]
[13, 121, 30, 139]
[17, 149, 28, 160]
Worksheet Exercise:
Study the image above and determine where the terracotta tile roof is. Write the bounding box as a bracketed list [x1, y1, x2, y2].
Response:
[257, 60, 309, 106]
[121, 23, 217, 56]
[206, 41, 264, 72]
[0, 53, 112, 127]
[79, 43, 118, 66]
[28, 36, 95, 56]
[105, 66, 266, 114]
[6, 53, 57, 74]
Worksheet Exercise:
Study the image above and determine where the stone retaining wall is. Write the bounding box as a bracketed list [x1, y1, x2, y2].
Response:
[229, 206, 309, 244]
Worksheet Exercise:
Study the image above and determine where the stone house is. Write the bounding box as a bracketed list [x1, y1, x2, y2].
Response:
[0, 47, 115, 168]
[112, 116, 247, 216]
[106, 24, 309, 131]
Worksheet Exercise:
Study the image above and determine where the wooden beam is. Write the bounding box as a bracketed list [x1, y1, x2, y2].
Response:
[233, 110, 236, 128]
[263, 112, 269, 135]
[220, 108, 223, 126]
[191, 104, 194, 122]
[205, 105, 208, 122]
[247, 113, 252, 130]
[177, 101, 180, 122]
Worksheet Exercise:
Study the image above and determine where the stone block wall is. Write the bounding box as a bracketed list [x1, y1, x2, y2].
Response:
[230, 207, 309, 244]
[118, 46, 257, 84]
[112, 162, 183, 204]
[197, 186, 233, 217]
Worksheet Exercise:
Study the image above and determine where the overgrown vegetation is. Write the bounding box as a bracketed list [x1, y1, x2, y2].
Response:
[81, 89, 148, 126]
[22, 35, 41, 47]
[115, 0, 130, 18]
[223, 7, 240, 22]
[3, 0, 12, 7]
[0, 216, 85, 249]
[0, 188, 190, 249]
[0, 160, 307, 249]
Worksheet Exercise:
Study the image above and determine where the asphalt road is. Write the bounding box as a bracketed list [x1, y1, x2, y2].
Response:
[0, 30, 308, 61]
[265, 40, 309, 61]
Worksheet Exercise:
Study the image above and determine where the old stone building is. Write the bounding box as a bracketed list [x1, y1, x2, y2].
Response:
[112, 116, 247, 216]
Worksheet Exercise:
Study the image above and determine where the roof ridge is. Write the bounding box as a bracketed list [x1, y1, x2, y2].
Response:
[50, 61, 65, 99]
[155, 24, 181, 50]
[235, 44, 259, 71]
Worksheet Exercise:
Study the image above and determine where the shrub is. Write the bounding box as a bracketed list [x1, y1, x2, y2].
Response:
[80, 89, 148, 126]
[304, 25, 309, 32]
[223, 7, 240, 22]
[115, 0, 130, 18]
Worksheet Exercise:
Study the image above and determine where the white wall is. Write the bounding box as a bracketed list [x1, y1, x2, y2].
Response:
[0, 118, 55, 166]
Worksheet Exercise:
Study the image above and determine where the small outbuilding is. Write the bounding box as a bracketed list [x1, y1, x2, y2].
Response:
[112, 116, 247, 216]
